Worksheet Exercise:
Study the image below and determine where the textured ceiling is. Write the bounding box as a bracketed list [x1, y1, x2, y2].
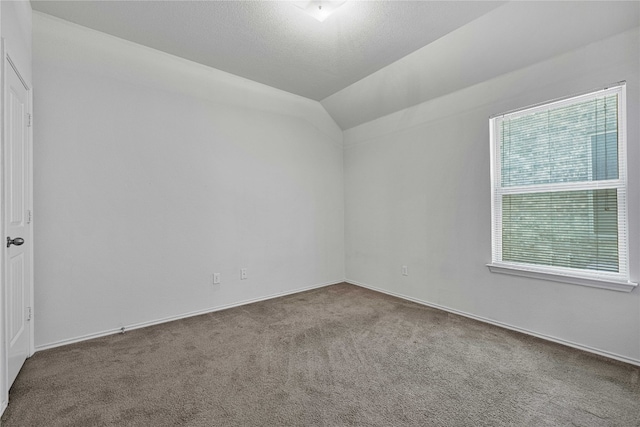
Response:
[30, 0, 504, 101]
[323, 1, 640, 129]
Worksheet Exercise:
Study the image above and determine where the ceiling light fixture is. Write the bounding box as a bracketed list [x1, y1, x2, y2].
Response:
[292, 1, 347, 22]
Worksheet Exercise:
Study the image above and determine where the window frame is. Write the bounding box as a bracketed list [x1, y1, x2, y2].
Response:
[488, 83, 637, 292]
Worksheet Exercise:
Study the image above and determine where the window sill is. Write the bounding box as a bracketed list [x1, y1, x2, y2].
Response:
[487, 263, 637, 293]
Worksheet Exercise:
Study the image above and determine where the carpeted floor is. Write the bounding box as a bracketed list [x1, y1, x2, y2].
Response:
[2, 283, 639, 426]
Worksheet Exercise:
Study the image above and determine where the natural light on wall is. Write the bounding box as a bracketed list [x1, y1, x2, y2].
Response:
[293, 1, 347, 22]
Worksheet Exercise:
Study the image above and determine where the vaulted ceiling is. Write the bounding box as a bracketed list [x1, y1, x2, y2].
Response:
[30, 1, 504, 101]
[30, 1, 640, 130]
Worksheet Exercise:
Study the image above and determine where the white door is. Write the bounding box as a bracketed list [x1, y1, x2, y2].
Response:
[4, 55, 31, 388]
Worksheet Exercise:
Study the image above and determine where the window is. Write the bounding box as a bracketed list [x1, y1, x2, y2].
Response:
[488, 83, 636, 292]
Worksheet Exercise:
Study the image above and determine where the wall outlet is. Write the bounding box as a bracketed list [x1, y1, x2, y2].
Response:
[213, 273, 221, 284]
[402, 265, 408, 276]
[241, 268, 248, 280]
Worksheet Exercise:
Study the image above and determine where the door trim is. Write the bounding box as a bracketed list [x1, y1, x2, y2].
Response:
[0, 35, 5, 418]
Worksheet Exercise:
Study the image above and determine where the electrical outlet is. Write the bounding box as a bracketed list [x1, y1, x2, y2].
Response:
[241, 268, 248, 280]
[402, 265, 408, 276]
[213, 273, 221, 284]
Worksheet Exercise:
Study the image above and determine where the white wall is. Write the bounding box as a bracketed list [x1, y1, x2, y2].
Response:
[32, 13, 345, 349]
[344, 27, 640, 364]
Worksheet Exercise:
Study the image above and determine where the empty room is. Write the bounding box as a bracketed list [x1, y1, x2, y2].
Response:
[1, 0, 639, 425]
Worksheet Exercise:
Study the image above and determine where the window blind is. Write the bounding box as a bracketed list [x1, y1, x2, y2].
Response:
[491, 84, 629, 283]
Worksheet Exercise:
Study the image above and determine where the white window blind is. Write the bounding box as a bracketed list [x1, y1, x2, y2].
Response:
[489, 84, 635, 291]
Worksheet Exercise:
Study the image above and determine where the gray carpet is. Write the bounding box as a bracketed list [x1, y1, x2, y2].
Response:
[2, 283, 639, 426]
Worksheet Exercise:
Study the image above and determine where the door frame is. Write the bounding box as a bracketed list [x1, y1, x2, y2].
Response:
[1, 39, 35, 411]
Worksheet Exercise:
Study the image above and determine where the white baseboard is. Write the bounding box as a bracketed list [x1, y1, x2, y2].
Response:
[35, 280, 342, 352]
[347, 279, 640, 367]
[1, 399, 7, 419]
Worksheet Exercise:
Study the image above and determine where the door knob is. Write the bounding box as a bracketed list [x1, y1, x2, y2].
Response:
[7, 237, 24, 248]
